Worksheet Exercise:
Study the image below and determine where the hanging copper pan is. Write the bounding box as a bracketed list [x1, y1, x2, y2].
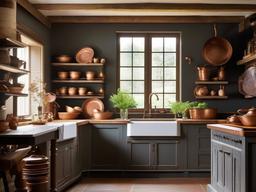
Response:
[202, 25, 233, 66]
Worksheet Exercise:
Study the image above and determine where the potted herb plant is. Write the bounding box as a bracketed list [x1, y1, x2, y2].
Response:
[188, 101, 217, 119]
[169, 101, 190, 119]
[110, 89, 137, 119]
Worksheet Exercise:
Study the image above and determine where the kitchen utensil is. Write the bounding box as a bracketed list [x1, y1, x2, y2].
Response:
[100, 58, 106, 64]
[93, 58, 99, 63]
[226, 115, 241, 125]
[87, 91, 94, 95]
[59, 87, 67, 95]
[68, 87, 77, 95]
[93, 111, 113, 120]
[98, 88, 104, 94]
[194, 85, 209, 96]
[8, 84, 24, 93]
[6, 114, 18, 130]
[197, 66, 210, 81]
[10, 56, 26, 68]
[210, 90, 217, 96]
[75, 47, 94, 63]
[58, 112, 80, 120]
[66, 105, 74, 113]
[189, 108, 217, 119]
[0, 120, 9, 132]
[242, 66, 256, 96]
[218, 66, 225, 80]
[202, 25, 232, 66]
[57, 71, 68, 80]
[218, 86, 225, 96]
[82, 98, 104, 118]
[237, 107, 256, 126]
[78, 87, 87, 95]
[73, 106, 82, 112]
[55, 55, 72, 63]
[69, 71, 81, 80]
[98, 72, 104, 79]
[0, 105, 6, 121]
[86, 71, 95, 80]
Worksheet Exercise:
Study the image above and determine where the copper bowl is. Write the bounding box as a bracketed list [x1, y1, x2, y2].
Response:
[238, 116, 256, 126]
[55, 55, 72, 63]
[68, 87, 77, 95]
[58, 112, 80, 120]
[86, 71, 95, 80]
[70, 71, 81, 80]
[57, 71, 68, 80]
[189, 108, 217, 119]
[93, 111, 113, 120]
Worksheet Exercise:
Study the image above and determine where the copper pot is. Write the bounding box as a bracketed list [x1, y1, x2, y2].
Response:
[59, 87, 67, 95]
[237, 107, 256, 126]
[226, 115, 241, 125]
[70, 71, 81, 80]
[57, 71, 68, 80]
[189, 108, 217, 119]
[78, 87, 87, 95]
[68, 87, 77, 95]
[197, 67, 210, 81]
[93, 111, 113, 120]
[194, 85, 209, 96]
[86, 71, 95, 80]
[55, 55, 72, 63]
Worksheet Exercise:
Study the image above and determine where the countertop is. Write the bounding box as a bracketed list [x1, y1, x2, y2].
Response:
[176, 119, 227, 124]
[207, 123, 256, 137]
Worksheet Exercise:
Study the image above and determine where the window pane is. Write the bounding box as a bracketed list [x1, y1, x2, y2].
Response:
[133, 37, 144, 52]
[152, 53, 163, 66]
[164, 94, 176, 108]
[164, 68, 176, 80]
[164, 81, 176, 93]
[133, 81, 144, 93]
[152, 81, 163, 93]
[164, 37, 176, 52]
[120, 81, 132, 92]
[120, 68, 132, 80]
[133, 53, 144, 66]
[152, 93, 163, 108]
[152, 37, 163, 52]
[120, 53, 132, 66]
[152, 68, 163, 80]
[133, 94, 144, 108]
[120, 37, 132, 51]
[133, 68, 144, 80]
[164, 53, 176, 66]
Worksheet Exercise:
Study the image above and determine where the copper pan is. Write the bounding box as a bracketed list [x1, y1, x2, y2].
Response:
[189, 108, 217, 119]
[202, 25, 233, 66]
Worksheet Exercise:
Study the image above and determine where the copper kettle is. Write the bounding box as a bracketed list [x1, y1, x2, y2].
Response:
[197, 67, 210, 81]
[237, 107, 256, 126]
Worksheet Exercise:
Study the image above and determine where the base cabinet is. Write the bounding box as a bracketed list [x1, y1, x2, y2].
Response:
[127, 139, 184, 170]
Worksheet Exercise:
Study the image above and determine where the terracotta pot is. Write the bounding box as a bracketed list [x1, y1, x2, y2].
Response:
[93, 111, 113, 120]
[57, 71, 68, 80]
[93, 58, 99, 63]
[78, 87, 87, 95]
[70, 71, 81, 80]
[86, 71, 95, 80]
[189, 108, 217, 119]
[68, 87, 77, 95]
[55, 55, 72, 63]
[59, 87, 67, 95]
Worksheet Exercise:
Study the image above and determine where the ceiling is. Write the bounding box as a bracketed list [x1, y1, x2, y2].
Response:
[28, 0, 256, 17]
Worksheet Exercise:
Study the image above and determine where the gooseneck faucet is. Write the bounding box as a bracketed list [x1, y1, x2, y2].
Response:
[148, 93, 159, 117]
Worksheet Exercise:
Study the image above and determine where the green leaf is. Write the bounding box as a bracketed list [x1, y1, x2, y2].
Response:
[110, 89, 137, 109]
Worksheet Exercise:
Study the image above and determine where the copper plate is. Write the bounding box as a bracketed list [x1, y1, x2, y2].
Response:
[82, 98, 104, 118]
[242, 66, 256, 96]
[75, 47, 94, 63]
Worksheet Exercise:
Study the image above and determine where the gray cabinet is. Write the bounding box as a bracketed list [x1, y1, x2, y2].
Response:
[90, 124, 126, 169]
[127, 139, 183, 170]
[184, 124, 211, 170]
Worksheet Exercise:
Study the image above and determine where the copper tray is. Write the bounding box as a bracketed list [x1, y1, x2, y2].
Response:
[82, 98, 104, 118]
[75, 47, 94, 63]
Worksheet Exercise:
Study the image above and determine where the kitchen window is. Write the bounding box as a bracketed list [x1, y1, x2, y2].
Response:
[118, 32, 180, 110]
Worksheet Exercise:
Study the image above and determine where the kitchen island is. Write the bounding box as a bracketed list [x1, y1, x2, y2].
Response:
[207, 124, 256, 192]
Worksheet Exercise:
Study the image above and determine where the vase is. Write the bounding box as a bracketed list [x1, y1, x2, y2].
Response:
[120, 109, 128, 119]
[37, 105, 43, 120]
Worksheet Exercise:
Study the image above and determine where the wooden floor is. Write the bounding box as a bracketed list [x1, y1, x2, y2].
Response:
[66, 177, 210, 192]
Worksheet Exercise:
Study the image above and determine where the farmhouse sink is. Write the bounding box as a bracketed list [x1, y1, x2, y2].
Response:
[48, 122, 77, 141]
[127, 120, 180, 137]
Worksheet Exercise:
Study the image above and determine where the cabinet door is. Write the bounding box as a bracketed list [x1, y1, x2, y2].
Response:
[223, 146, 233, 192]
[233, 149, 242, 192]
[91, 124, 124, 169]
[187, 125, 211, 169]
[154, 140, 181, 170]
[127, 140, 152, 170]
[215, 143, 225, 191]
[56, 144, 65, 186]
[71, 141, 80, 178]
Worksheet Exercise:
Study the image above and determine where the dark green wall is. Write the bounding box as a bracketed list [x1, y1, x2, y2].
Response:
[51, 23, 255, 113]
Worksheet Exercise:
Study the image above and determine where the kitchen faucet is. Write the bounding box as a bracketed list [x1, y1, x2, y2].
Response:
[144, 93, 159, 118]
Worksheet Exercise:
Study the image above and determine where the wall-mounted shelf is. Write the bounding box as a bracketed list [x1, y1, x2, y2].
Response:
[0, 64, 29, 75]
[0, 91, 28, 97]
[52, 79, 104, 83]
[237, 54, 256, 66]
[195, 96, 228, 100]
[52, 63, 104, 67]
[0, 38, 26, 48]
[195, 81, 228, 85]
[56, 95, 104, 99]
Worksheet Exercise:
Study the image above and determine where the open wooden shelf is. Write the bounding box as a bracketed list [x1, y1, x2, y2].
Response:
[195, 96, 228, 100]
[237, 54, 256, 66]
[52, 79, 104, 83]
[0, 64, 29, 74]
[0, 38, 27, 48]
[195, 81, 228, 85]
[0, 91, 28, 97]
[56, 95, 104, 99]
[52, 63, 104, 66]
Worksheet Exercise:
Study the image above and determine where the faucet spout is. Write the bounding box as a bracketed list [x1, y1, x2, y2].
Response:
[148, 93, 159, 117]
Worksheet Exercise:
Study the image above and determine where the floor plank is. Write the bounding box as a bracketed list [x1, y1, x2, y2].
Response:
[66, 178, 209, 192]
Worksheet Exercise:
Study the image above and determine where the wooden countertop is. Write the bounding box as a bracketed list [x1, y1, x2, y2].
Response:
[52, 119, 129, 125]
[207, 123, 256, 137]
[177, 119, 227, 124]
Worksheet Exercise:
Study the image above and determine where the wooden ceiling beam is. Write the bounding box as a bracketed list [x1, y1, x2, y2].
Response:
[34, 3, 256, 12]
[17, 0, 51, 28]
[49, 16, 244, 24]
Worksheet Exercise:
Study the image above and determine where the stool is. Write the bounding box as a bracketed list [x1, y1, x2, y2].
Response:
[0, 146, 32, 192]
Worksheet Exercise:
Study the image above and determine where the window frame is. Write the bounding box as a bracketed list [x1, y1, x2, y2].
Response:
[117, 31, 181, 112]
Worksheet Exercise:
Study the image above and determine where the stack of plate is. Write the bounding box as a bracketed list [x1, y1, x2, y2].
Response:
[22, 155, 49, 192]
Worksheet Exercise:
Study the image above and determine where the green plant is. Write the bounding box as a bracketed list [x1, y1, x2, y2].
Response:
[189, 101, 208, 109]
[110, 89, 137, 109]
[169, 101, 190, 115]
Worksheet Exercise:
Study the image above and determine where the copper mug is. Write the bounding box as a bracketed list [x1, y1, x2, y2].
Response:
[197, 67, 210, 81]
